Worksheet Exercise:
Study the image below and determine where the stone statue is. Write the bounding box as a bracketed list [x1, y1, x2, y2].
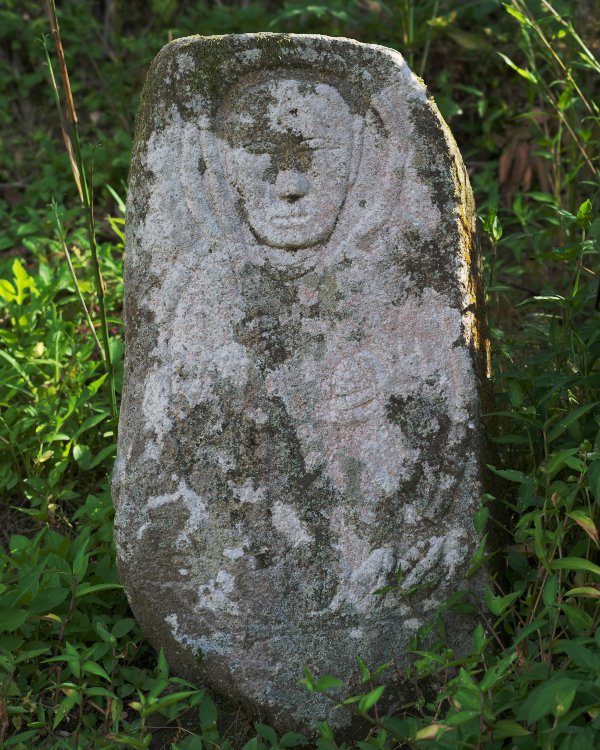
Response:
[113, 33, 488, 733]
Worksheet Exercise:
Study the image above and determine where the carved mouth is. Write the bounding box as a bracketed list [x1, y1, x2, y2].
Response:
[269, 213, 311, 227]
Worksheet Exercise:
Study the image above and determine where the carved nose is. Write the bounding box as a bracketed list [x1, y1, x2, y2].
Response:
[274, 170, 310, 203]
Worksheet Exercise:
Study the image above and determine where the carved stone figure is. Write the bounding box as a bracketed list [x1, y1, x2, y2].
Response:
[113, 33, 489, 733]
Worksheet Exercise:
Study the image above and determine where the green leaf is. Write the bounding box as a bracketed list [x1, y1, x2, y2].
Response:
[72, 537, 89, 580]
[87, 372, 108, 396]
[279, 732, 309, 748]
[141, 690, 199, 718]
[255, 723, 278, 747]
[75, 583, 124, 598]
[588, 461, 600, 502]
[199, 696, 218, 727]
[2, 730, 40, 746]
[356, 655, 370, 683]
[358, 685, 385, 713]
[486, 465, 534, 484]
[12, 258, 38, 304]
[503, 5, 530, 25]
[561, 602, 593, 630]
[83, 660, 111, 680]
[383, 717, 419, 740]
[547, 403, 599, 444]
[567, 510, 599, 546]
[53, 690, 80, 729]
[95, 620, 116, 644]
[298, 666, 315, 693]
[30, 587, 69, 614]
[565, 586, 600, 598]
[446, 710, 479, 726]
[485, 587, 521, 615]
[549, 557, 600, 577]
[494, 719, 530, 739]
[105, 735, 147, 749]
[576, 199, 593, 229]
[543, 574, 559, 607]
[0, 608, 28, 633]
[497, 52, 538, 83]
[112, 618, 136, 638]
[516, 677, 578, 723]
[314, 674, 344, 691]
[14, 647, 50, 664]
[157, 647, 169, 678]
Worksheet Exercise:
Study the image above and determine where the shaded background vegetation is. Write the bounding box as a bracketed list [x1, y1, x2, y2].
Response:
[1, 1, 600, 748]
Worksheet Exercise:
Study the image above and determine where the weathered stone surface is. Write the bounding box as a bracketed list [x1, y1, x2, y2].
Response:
[113, 33, 488, 732]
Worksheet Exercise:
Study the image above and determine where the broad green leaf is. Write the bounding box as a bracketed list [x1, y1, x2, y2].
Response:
[112, 618, 136, 638]
[12, 258, 38, 304]
[546, 402, 599, 444]
[30, 587, 69, 614]
[86, 686, 119, 698]
[383, 717, 419, 740]
[95, 620, 115, 644]
[416, 724, 447, 740]
[516, 677, 578, 723]
[72, 537, 89, 580]
[549, 557, 600, 577]
[543, 574, 559, 607]
[356, 655, 370, 683]
[83, 660, 111, 680]
[14, 647, 50, 664]
[486, 465, 534, 485]
[565, 586, 600, 598]
[494, 719, 530, 739]
[279, 732, 309, 748]
[75, 583, 124, 598]
[199, 696, 218, 726]
[104, 735, 147, 749]
[561, 602, 593, 629]
[2, 730, 40, 746]
[358, 685, 385, 713]
[576, 199, 593, 229]
[503, 4, 531, 26]
[485, 587, 521, 615]
[497, 52, 538, 83]
[567, 510, 599, 546]
[315, 674, 344, 691]
[0, 608, 28, 633]
[53, 689, 80, 729]
[255, 723, 278, 747]
[446, 710, 479, 726]
[588, 461, 600, 502]
[157, 648, 169, 678]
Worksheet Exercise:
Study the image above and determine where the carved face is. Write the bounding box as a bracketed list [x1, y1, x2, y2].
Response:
[221, 79, 355, 249]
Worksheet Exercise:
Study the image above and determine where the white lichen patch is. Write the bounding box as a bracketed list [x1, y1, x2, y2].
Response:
[271, 502, 314, 546]
[198, 571, 240, 616]
[141, 480, 209, 548]
[165, 613, 231, 656]
[223, 547, 245, 560]
[229, 479, 265, 505]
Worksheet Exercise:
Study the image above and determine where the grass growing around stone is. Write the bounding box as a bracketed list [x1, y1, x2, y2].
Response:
[1, 0, 599, 748]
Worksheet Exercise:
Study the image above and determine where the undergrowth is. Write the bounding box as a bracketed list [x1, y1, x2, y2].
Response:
[1, 0, 599, 748]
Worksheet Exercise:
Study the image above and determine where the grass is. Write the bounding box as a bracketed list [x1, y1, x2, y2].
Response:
[0, 0, 599, 748]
